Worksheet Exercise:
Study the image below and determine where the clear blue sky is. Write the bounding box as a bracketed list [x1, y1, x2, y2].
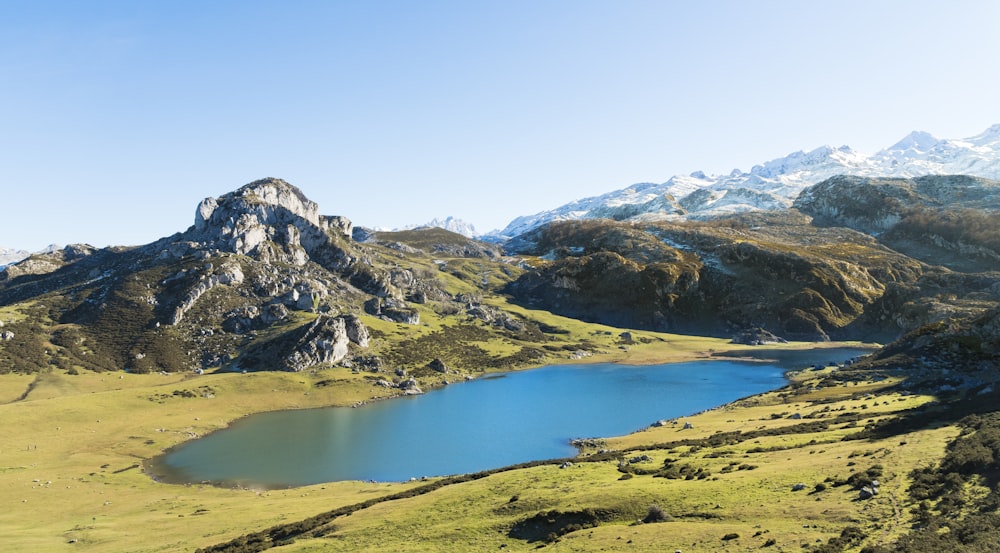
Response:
[3, 0, 1000, 251]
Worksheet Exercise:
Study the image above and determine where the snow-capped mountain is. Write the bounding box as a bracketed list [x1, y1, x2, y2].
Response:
[0, 245, 65, 270]
[495, 124, 1000, 238]
[395, 216, 478, 238]
[0, 247, 31, 268]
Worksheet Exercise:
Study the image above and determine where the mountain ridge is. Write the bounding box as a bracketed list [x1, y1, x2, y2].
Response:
[493, 124, 1000, 238]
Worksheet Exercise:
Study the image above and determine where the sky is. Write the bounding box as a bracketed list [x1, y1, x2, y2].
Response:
[3, 0, 1000, 252]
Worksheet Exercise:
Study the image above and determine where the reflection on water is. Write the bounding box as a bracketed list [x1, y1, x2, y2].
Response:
[154, 348, 871, 487]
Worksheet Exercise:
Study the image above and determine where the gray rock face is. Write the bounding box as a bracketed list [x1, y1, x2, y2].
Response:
[280, 314, 370, 372]
[343, 314, 370, 347]
[427, 358, 448, 373]
[364, 297, 420, 324]
[0, 244, 96, 281]
[261, 303, 290, 325]
[191, 178, 353, 267]
[169, 263, 245, 325]
[398, 377, 423, 395]
[794, 175, 1000, 234]
[466, 303, 524, 331]
[222, 306, 259, 334]
[731, 327, 788, 346]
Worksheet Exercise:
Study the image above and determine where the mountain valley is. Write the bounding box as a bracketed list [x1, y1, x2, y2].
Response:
[1, 162, 998, 552]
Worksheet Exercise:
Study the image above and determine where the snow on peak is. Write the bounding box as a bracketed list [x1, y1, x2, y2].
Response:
[399, 216, 478, 238]
[969, 123, 1000, 146]
[493, 124, 1000, 238]
[0, 244, 61, 269]
[0, 247, 30, 268]
[887, 130, 940, 153]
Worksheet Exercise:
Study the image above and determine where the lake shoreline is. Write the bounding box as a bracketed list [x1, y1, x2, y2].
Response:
[148, 342, 877, 488]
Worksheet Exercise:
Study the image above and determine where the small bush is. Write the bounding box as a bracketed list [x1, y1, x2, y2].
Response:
[643, 504, 671, 523]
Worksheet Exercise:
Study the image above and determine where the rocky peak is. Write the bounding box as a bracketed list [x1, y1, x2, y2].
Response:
[887, 130, 940, 153]
[190, 178, 353, 266]
[194, 178, 321, 234]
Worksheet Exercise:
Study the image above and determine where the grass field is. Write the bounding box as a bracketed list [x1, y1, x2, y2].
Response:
[0, 328, 952, 553]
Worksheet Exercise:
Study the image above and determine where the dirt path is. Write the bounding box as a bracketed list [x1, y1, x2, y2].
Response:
[12, 371, 44, 402]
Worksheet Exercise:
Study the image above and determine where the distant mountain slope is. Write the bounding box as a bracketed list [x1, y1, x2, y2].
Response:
[795, 174, 1000, 272]
[386, 216, 479, 238]
[0, 247, 30, 268]
[495, 124, 1000, 237]
[0, 245, 62, 269]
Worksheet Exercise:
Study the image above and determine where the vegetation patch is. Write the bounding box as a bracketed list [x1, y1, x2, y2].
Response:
[508, 508, 609, 543]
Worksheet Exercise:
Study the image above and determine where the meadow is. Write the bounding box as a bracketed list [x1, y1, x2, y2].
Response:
[0, 321, 946, 553]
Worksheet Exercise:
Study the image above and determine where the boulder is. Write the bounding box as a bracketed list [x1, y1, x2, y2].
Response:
[343, 315, 370, 347]
[398, 377, 423, 395]
[222, 306, 259, 334]
[427, 358, 448, 373]
[260, 303, 290, 325]
[731, 327, 788, 345]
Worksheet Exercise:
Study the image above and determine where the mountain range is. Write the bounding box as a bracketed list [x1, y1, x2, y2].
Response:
[4, 125, 999, 254]
[0, 247, 30, 268]
[494, 124, 1000, 238]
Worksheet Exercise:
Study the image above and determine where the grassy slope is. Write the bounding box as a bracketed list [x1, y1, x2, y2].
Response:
[275, 379, 953, 553]
[0, 307, 944, 553]
[0, 368, 432, 552]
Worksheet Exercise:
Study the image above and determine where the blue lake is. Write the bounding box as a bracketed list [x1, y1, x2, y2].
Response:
[155, 348, 869, 487]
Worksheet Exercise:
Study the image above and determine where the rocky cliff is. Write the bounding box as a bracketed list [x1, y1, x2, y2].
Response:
[190, 178, 354, 267]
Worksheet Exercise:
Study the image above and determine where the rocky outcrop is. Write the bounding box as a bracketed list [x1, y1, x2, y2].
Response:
[0, 244, 96, 281]
[732, 327, 787, 345]
[364, 297, 420, 324]
[280, 314, 370, 372]
[343, 314, 370, 347]
[190, 178, 354, 267]
[861, 306, 1000, 377]
[169, 263, 245, 325]
[466, 303, 524, 331]
[794, 175, 1000, 234]
[397, 377, 423, 394]
[427, 358, 448, 373]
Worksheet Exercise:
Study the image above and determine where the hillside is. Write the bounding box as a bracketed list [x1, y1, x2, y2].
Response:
[0, 178, 573, 383]
[503, 174, 999, 344]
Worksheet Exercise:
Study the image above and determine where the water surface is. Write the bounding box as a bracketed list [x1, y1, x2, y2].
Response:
[156, 348, 868, 486]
